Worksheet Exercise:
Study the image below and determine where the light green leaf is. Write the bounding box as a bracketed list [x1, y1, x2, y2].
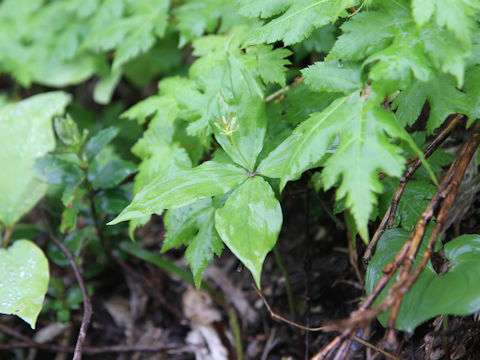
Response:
[215, 176, 282, 288]
[366, 231, 480, 332]
[247, 0, 356, 45]
[164, 199, 224, 289]
[235, 0, 291, 18]
[327, 9, 410, 61]
[93, 69, 122, 105]
[0, 240, 49, 329]
[392, 74, 469, 132]
[258, 95, 353, 188]
[366, 28, 433, 89]
[0, 92, 71, 226]
[411, 0, 479, 46]
[245, 45, 291, 87]
[420, 22, 469, 86]
[302, 60, 362, 94]
[210, 52, 266, 171]
[110, 161, 248, 224]
[260, 91, 427, 240]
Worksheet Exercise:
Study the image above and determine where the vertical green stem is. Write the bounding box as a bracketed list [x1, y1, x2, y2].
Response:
[2, 226, 14, 248]
[228, 308, 243, 360]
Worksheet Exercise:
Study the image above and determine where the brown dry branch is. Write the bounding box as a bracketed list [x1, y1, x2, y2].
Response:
[312, 125, 479, 359]
[363, 114, 464, 263]
[253, 287, 399, 359]
[43, 212, 92, 360]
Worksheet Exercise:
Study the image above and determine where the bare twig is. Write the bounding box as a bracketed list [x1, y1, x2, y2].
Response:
[313, 122, 478, 359]
[43, 214, 92, 360]
[264, 77, 303, 103]
[363, 114, 464, 263]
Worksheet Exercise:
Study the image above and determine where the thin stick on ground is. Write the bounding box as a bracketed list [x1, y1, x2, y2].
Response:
[312, 124, 479, 359]
[43, 213, 92, 360]
[363, 114, 464, 263]
[253, 286, 399, 359]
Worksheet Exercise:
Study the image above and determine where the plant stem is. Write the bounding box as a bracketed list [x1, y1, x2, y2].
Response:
[2, 226, 13, 248]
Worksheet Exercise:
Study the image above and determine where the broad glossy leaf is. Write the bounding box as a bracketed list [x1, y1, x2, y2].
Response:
[0, 92, 70, 226]
[164, 198, 224, 289]
[392, 74, 469, 132]
[109, 161, 248, 224]
[302, 60, 362, 94]
[366, 232, 480, 332]
[258, 95, 353, 188]
[247, 0, 356, 45]
[215, 176, 282, 287]
[0, 240, 49, 329]
[210, 52, 267, 171]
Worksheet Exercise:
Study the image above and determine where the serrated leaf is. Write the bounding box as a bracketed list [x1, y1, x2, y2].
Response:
[245, 45, 291, 87]
[366, 27, 432, 89]
[235, 0, 291, 18]
[0, 92, 70, 226]
[411, 0, 479, 46]
[260, 92, 429, 240]
[0, 240, 49, 329]
[215, 176, 282, 287]
[248, 0, 356, 46]
[164, 199, 224, 289]
[327, 9, 409, 61]
[258, 95, 353, 187]
[366, 232, 480, 332]
[302, 60, 362, 94]
[379, 179, 437, 231]
[109, 161, 248, 224]
[392, 74, 469, 132]
[420, 24, 469, 86]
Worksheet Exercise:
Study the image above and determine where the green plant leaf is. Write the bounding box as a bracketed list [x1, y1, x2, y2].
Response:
[366, 231, 480, 332]
[210, 52, 267, 171]
[215, 176, 282, 287]
[164, 199, 224, 289]
[110, 161, 248, 224]
[411, 0, 479, 46]
[302, 60, 363, 94]
[259, 92, 428, 240]
[326, 7, 410, 61]
[84, 127, 119, 163]
[247, 0, 356, 45]
[258, 95, 353, 187]
[0, 92, 71, 226]
[392, 74, 469, 132]
[0, 240, 49, 329]
[245, 45, 291, 87]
